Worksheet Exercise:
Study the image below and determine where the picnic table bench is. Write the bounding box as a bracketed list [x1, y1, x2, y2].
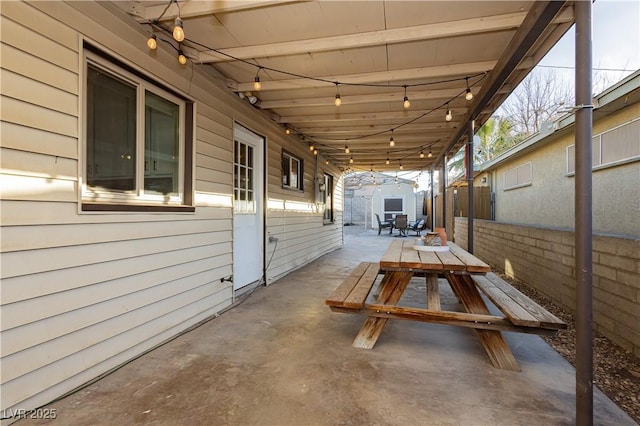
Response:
[325, 240, 566, 371]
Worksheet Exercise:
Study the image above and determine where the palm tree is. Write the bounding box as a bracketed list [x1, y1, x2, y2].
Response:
[447, 116, 517, 180]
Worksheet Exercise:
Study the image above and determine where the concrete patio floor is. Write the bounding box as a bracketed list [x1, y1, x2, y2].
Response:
[21, 230, 636, 425]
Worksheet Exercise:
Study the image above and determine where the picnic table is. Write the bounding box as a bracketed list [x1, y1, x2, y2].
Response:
[326, 239, 566, 371]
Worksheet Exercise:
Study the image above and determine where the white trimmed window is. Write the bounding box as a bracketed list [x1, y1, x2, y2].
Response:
[82, 48, 193, 211]
[567, 118, 640, 174]
[282, 151, 303, 191]
[503, 162, 532, 190]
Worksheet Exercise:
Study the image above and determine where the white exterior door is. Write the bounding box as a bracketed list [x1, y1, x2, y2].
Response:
[232, 124, 264, 291]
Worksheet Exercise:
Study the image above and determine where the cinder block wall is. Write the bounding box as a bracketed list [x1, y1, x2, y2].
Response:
[455, 217, 640, 358]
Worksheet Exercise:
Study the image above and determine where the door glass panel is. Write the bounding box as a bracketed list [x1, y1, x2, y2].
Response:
[234, 140, 255, 213]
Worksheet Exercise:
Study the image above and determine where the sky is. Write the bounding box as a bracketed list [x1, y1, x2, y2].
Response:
[407, 0, 640, 190]
[537, 0, 640, 92]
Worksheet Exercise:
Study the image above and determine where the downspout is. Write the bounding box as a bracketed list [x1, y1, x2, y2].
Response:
[575, 1, 594, 424]
[466, 119, 475, 253]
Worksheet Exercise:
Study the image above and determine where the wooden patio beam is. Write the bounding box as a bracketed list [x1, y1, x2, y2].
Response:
[197, 12, 527, 63]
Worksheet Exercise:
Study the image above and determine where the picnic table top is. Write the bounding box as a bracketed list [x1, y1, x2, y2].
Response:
[379, 240, 490, 274]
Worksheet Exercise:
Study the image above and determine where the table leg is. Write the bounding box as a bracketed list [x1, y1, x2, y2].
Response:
[352, 271, 413, 349]
[426, 273, 441, 310]
[446, 273, 520, 371]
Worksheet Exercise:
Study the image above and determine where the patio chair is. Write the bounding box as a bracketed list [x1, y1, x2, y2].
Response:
[375, 213, 393, 235]
[394, 214, 408, 237]
[408, 219, 427, 236]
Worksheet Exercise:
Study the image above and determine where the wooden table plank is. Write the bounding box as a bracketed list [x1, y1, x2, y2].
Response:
[484, 273, 566, 329]
[325, 262, 371, 307]
[448, 243, 490, 273]
[343, 263, 381, 309]
[416, 250, 444, 270]
[380, 239, 403, 269]
[473, 274, 541, 327]
[398, 240, 423, 269]
[435, 249, 466, 271]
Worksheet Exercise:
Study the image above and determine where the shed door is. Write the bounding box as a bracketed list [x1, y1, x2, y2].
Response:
[232, 125, 264, 291]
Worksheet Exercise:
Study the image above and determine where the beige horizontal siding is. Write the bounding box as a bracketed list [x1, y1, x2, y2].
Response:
[2, 273, 231, 381]
[1, 231, 231, 279]
[1, 69, 78, 116]
[0, 201, 231, 226]
[0, 43, 79, 94]
[2, 242, 231, 305]
[2, 294, 230, 410]
[1, 96, 78, 138]
[0, 15, 78, 71]
[1, 122, 78, 159]
[1, 218, 231, 252]
[0, 0, 344, 416]
[1, 148, 77, 181]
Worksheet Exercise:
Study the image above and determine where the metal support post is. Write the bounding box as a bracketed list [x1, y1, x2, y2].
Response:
[575, 1, 593, 424]
[467, 120, 475, 253]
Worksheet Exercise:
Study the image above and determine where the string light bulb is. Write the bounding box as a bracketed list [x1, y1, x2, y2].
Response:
[428, 148, 433, 158]
[389, 129, 395, 147]
[178, 50, 187, 65]
[465, 77, 473, 101]
[173, 17, 185, 42]
[253, 68, 262, 91]
[420, 150, 425, 159]
[403, 85, 411, 109]
[399, 162, 404, 170]
[309, 144, 314, 151]
[445, 103, 453, 122]
[349, 157, 354, 164]
[334, 83, 341, 106]
[325, 159, 329, 165]
[285, 128, 291, 135]
[314, 149, 318, 155]
[344, 145, 350, 154]
[386, 155, 390, 165]
[147, 34, 157, 50]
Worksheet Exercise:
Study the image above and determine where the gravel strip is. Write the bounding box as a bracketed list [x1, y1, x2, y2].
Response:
[497, 273, 640, 423]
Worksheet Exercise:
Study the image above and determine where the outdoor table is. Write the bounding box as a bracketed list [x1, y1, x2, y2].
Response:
[353, 239, 520, 370]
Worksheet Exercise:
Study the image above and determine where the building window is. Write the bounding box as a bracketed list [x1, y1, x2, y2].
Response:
[566, 118, 640, 174]
[322, 173, 334, 223]
[503, 162, 532, 190]
[82, 49, 193, 211]
[282, 151, 303, 191]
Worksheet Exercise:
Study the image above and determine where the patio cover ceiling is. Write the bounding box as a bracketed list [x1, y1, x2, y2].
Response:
[117, 0, 575, 173]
